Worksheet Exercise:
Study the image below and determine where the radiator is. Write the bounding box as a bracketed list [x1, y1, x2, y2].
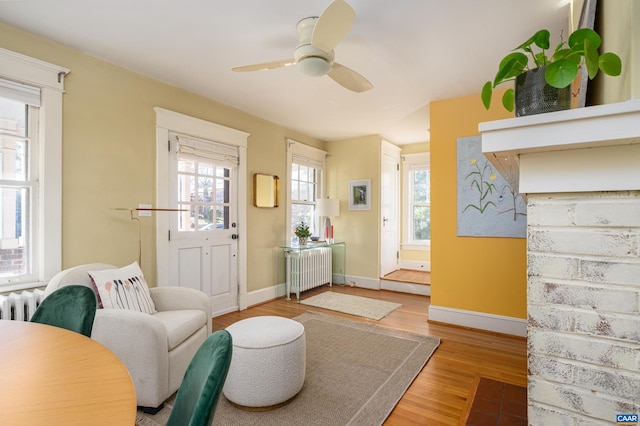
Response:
[0, 289, 45, 321]
[285, 246, 332, 301]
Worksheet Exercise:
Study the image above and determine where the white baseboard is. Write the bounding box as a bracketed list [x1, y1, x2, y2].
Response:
[344, 275, 380, 290]
[245, 283, 286, 308]
[399, 260, 430, 271]
[428, 305, 526, 337]
[380, 279, 430, 296]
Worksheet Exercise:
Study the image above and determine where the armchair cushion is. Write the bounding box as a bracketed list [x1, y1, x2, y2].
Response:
[154, 310, 208, 351]
[88, 261, 156, 314]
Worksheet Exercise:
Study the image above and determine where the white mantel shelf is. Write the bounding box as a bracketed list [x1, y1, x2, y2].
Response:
[479, 99, 640, 194]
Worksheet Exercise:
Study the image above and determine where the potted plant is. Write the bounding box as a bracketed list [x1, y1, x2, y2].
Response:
[294, 221, 311, 245]
[481, 28, 622, 116]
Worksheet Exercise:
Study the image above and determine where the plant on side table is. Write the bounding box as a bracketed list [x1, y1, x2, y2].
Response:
[294, 221, 312, 245]
[481, 28, 622, 116]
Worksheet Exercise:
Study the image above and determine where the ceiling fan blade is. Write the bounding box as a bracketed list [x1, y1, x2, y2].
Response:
[327, 63, 372, 93]
[311, 0, 355, 52]
[231, 59, 295, 72]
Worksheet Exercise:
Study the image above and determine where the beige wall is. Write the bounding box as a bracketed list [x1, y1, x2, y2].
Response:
[593, 0, 640, 104]
[0, 23, 325, 291]
[326, 135, 381, 279]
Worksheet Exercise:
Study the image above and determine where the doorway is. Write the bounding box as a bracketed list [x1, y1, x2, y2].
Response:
[154, 108, 249, 316]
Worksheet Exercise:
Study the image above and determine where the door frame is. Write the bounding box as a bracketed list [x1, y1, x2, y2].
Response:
[154, 107, 250, 311]
[380, 140, 401, 277]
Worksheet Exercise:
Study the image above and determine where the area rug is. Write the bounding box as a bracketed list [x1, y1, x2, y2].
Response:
[299, 291, 402, 320]
[136, 311, 440, 426]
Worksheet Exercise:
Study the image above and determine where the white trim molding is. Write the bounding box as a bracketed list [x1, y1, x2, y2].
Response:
[428, 305, 527, 337]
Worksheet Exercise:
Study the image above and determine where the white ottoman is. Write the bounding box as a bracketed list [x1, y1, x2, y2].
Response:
[223, 316, 306, 410]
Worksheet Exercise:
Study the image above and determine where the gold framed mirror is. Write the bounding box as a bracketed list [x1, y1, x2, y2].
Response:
[253, 173, 279, 208]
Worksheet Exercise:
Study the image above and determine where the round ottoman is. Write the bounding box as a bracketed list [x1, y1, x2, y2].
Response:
[223, 316, 306, 410]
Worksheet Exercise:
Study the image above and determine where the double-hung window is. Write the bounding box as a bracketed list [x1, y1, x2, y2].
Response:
[286, 140, 326, 243]
[0, 48, 67, 289]
[403, 153, 430, 249]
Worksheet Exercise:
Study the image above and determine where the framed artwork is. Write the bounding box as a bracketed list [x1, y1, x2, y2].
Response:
[349, 179, 371, 210]
[456, 136, 527, 238]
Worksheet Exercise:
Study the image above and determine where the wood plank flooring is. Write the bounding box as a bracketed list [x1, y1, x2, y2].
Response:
[383, 269, 430, 285]
[212, 285, 526, 426]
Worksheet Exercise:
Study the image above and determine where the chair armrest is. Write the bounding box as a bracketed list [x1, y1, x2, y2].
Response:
[91, 309, 170, 407]
[149, 287, 212, 334]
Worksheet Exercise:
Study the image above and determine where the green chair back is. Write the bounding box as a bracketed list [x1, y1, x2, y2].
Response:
[30, 285, 97, 337]
[166, 330, 233, 426]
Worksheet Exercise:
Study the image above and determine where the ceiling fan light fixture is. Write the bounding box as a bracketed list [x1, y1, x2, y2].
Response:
[298, 57, 331, 77]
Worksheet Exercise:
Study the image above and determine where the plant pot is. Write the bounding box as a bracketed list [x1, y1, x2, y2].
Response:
[298, 237, 307, 246]
[515, 66, 571, 117]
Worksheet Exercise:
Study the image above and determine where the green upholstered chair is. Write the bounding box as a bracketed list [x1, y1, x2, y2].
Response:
[30, 285, 97, 337]
[166, 330, 233, 426]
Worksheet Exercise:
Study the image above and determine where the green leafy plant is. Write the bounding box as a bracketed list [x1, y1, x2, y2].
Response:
[294, 222, 311, 239]
[481, 28, 622, 111]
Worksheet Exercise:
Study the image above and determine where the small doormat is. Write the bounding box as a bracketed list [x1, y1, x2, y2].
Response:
[464, 377, 527, 426]
[300, 292, 401, 320]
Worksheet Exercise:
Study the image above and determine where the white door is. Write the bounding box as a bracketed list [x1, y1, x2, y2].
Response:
[167, 132, 239, 316]
[380, 141, 401, 277]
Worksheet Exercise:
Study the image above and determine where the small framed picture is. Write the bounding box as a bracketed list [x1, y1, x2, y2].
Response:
[349, 179, 371, 211]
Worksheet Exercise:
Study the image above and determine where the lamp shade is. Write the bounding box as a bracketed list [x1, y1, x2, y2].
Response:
[317, 198, 340, 217]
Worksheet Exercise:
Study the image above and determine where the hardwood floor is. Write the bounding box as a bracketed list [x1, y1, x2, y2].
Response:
[383, 269, 431, 285]
[212, 285, 527, 426]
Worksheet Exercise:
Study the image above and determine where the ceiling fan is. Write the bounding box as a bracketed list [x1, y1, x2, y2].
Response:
[231, 0, 373, 93]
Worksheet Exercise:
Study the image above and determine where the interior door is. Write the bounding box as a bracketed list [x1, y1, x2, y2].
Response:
[380, 142, 401, 277]
[167, 132, 239, 316]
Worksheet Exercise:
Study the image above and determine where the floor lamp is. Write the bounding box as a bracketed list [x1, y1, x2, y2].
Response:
[316, 198, 340, 242]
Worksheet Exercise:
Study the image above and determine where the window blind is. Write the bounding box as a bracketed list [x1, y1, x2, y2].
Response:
[176, 134, 239, 165]
[0, 78, 41, 106]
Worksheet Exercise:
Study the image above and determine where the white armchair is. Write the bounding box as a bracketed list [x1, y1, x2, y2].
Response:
[44, 263, 212, 412]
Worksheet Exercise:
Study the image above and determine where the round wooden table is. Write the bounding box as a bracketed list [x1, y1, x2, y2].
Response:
[0, 320, 136, 425]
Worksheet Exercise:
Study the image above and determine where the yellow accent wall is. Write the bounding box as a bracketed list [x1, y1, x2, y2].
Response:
[430, 93, 527, 319]
[0, 23, 325, 291]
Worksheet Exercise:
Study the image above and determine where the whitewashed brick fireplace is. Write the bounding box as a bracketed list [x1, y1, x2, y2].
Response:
[480, 99, 640, 425]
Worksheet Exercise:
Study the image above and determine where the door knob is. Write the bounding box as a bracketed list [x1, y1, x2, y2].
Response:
[231, 234, 238, 240]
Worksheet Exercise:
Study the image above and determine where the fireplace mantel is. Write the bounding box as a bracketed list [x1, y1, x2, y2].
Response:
[479, 99, 640, 194]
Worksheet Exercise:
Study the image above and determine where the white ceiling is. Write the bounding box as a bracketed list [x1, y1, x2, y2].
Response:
[0, 0, 570, 144]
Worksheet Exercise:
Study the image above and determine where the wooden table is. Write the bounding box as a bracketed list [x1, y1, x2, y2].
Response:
[0, 320, 136, 425]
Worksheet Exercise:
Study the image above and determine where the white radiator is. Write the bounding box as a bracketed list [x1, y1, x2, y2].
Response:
[0, 289, 45, 321]
[285, 246, 332, 301]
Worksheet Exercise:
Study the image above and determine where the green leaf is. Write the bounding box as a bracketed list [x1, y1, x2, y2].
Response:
[501, 88, 514, 112]
[545, 59, 579, 88]
[584, 38, 599, 79]
[516, 29, 550, 50]
[481, 81, 493, 109]
[599, 52, 622, 76]
[494, 53, 528, 86]
[568, 28, 601, 51]
[552, 48, 572, 61]
[534, 52, 548, 66]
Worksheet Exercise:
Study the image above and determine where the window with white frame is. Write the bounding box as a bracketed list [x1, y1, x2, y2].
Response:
[0, 48, 67, 288]
[286, 140, 326, 243]
[402, 153, 430, 249]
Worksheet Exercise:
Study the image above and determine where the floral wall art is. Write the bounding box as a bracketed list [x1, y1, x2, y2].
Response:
[456, 136, 526, 238]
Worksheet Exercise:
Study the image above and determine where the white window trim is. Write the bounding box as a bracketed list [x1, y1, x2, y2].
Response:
[286, 139, 327, 243]
[402, 152, 430, 251]
[0, 48, 68, 290]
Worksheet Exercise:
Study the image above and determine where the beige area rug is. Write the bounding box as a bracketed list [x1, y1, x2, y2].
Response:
[136, 311, 440, 426]
[299, 291, 402, 320]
